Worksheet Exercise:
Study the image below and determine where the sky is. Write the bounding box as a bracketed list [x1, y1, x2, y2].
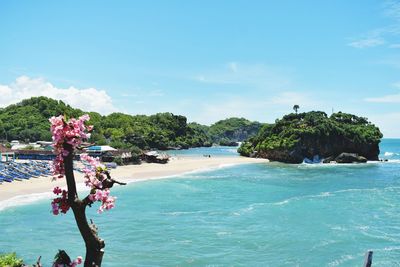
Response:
[1, 1, 400, 137]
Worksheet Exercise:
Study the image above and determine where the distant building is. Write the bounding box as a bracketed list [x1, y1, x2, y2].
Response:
[0, 144, 15, 161]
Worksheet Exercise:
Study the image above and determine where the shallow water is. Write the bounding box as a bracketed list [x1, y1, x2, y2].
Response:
[0, 139, 399, 266]
[164, 145, 239, 157]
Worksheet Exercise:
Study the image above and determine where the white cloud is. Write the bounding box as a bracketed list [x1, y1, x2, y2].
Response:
[365, 82, 400, 102]
[365, 93, 400, 103]
[148, 89, 164, 97]
[392, 81, 400, 88]
[192, 99, 265, 125]
[0, 76, 116, 114]
[368, 112, 400, 137]
[193, 62, 291, 89]
[383, 0, 400, 20]
[347, 1, 400, 49]
[187, 91, 319, 125]
[348, 37, 385, 48]
[270, 91, 314, 106]
[228, 62, 238, 72]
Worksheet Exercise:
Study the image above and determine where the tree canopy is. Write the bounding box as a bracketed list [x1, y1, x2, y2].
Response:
[0, 97, 262, 150]
[238, 111, 383, 163]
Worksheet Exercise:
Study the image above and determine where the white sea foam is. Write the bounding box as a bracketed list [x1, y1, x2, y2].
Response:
[0, 182, 91, 212]
[272, 192, 334, 206]
[384, 152, 395, 156]
[328, 254, 358, 266]
[121, 162, 244, 185]
[386, 159, 400, 163]
[0, 191, 52, 211]
[295, 159, 400, 169]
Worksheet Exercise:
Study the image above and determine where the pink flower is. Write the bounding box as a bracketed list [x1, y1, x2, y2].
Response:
[49, 114, 117, 214]
[49, 114, 92, 179]
[53, 186, 62, 195]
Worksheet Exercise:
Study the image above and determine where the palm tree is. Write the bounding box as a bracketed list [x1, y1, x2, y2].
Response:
[293, 104, 300, 114]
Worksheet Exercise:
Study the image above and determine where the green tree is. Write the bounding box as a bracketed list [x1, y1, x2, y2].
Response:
[293, 104, 300, 114]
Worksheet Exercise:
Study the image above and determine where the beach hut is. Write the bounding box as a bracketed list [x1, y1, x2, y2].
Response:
[0, 144, 15, 162]
[85, 146, 117, 152]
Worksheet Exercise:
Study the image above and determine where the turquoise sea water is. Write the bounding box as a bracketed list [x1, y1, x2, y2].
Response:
[0, 140, 400, 266]
[164, 145, 240, 157]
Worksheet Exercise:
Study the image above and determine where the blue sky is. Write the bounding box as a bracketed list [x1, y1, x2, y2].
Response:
[1, 1, 400, 137]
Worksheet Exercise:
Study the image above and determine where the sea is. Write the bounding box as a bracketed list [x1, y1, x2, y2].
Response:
[0, 140, 399, 266]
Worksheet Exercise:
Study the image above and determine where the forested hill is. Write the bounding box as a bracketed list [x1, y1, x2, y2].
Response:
[208, 118, 264, 145]
[0, 97, 262, 150]
[238, 111, 383, 163]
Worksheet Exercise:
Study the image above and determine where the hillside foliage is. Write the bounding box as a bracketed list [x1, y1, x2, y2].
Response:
[238, 111, 383, 163]
[0, 97, 261, 151]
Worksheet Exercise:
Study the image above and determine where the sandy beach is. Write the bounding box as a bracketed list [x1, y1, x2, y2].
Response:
[0, 156, 266, 205]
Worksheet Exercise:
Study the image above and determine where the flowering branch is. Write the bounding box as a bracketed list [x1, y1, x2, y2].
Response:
[49, 114, 124, 267]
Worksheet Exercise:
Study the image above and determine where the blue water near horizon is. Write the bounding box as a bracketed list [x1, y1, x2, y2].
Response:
[1, 139, 400, 266]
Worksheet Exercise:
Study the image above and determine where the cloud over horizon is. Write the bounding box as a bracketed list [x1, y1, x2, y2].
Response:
[0, 76, 116, 114]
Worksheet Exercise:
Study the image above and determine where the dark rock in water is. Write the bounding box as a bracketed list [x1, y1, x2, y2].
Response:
[323, 156, 335, 163]
[335, 153, 367, 163]
[219, 140, 239, 146]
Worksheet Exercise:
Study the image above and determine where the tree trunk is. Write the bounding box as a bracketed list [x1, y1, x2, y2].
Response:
[63, 145, 105, 267]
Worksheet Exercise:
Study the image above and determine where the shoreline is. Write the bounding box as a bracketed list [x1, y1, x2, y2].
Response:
[0, 156, 267, 210]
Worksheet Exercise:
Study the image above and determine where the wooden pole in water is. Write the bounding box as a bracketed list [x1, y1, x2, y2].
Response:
[363, 251, 373, 267]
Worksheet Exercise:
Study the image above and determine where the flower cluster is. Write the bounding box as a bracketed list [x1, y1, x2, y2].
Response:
[51, 186, 70, 215]
[80, 153, 106, 189]
[88, 189, 116, 213]
[70, 256, 83, 267]
[49, 114, 116, 215]
[80, 153, 116, 213]
[49, 114, 92, 179]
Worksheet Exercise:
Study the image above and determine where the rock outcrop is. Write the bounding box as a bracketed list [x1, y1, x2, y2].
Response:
[238, 111, 382, 164]
[332, 153, 367, 163]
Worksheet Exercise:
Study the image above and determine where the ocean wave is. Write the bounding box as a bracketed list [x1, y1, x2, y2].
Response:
[232, 202, 268, 215]
[228, 192, 336, 210]
[162, 210, 210, 216]
[385, 159, 400, 163]
[161, 163, 241, 179]
[0, 192, 52, 211]
[266, 186, 400, 207]
[328, 254, 358, 267]
[311, 239, 337, 250]
[0, 182, 91, 212]
[272, 192, 334, 206]
[383, 151, 400, 157]
[334, 186, 400, 194]
[110, 162, 247, 185]
[358, 229, 400, 243]
[374, 245, 400, 252]
[295, 159, 400, 168]
[328, 225, 348, 231]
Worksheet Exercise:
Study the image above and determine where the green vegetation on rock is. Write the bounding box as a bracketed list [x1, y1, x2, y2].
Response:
[0, 253, 24, 267]
[238, 111, 383, 163]
[208, 117, 263, 146]
[0, 97, 83, 142]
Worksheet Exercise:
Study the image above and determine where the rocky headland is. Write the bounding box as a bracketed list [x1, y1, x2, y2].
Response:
[238, 111, 382, 164]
